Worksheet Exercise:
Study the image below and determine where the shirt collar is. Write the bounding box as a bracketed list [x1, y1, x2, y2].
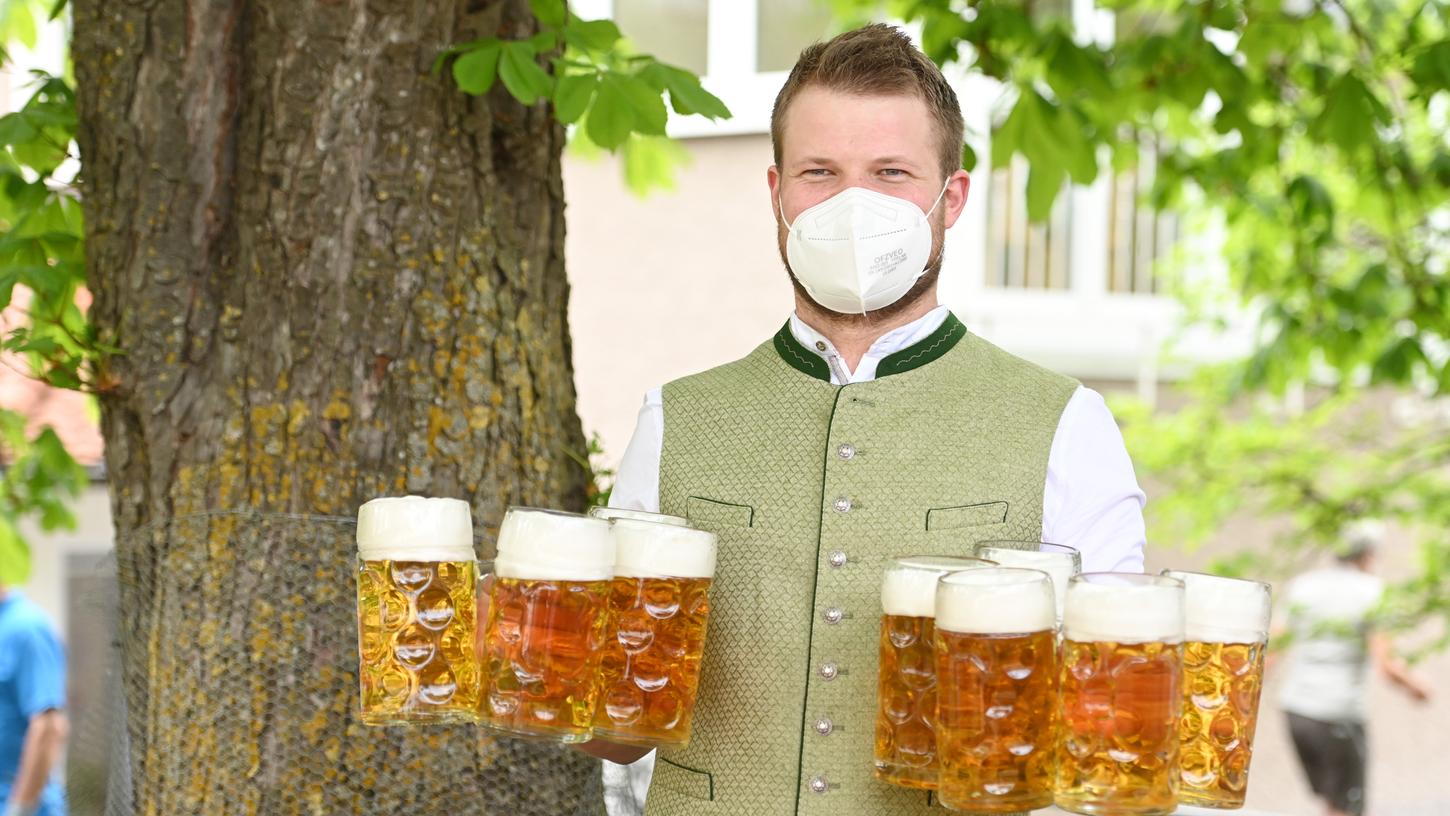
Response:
[771, 306, 967, 383]
[787, 306, 951, 364]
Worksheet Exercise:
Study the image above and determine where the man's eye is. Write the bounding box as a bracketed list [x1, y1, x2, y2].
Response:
[880, 168, 907, 177]
[804, 169, 831, 177]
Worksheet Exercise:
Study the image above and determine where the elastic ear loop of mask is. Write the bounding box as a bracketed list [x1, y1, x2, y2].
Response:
[778, 178, 953, 229]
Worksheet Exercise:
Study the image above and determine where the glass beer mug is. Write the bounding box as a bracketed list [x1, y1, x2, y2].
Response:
[1163, 570, 1272, 809]
[934, 567, 1059, 813]
[874, 555, 995, 789]
[1057, 573, 1186, 816]
[593, 517, 718, 747]
[479, 507, 616, 743]
[354, 496, 481, 725]
[589, 506, 689, 526]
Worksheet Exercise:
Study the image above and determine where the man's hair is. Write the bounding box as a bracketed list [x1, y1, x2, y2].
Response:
[770, 24, 965, 181]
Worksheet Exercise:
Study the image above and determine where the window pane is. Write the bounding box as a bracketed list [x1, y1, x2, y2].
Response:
[758, 0, 835, 73]
[614, 0, 709, 76]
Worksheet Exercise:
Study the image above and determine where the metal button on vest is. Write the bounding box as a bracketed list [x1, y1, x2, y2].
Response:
[819, 662, 839, 681]
[832, 497, 852, 513]
[814, 717, 833, 736]
[828, 550, 847, 568]
[837, 443, 856, 460]
[823, 607, 844, 624]
[809, 776, 829, 794]
[815, 341, 828, 352]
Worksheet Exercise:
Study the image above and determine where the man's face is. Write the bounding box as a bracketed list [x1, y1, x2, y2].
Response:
[768, 86, 970, 316]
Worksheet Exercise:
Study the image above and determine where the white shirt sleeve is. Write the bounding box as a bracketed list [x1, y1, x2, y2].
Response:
[609, 388, 665, 513]
[1042, 387, 1148, 573]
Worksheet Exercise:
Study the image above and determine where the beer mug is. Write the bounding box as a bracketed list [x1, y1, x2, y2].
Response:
[354, 496, 480, 725]
[973, 541, 1082, 624]
[589, 506, 689, 526]
[934, 567, 1059, 813]
[1162, 570, 1271, 809]
[594, 518, 718, 747]
[479, 507, 615, 743]
[874, 555, 995, 789]
[1057, 573, 1186, 816]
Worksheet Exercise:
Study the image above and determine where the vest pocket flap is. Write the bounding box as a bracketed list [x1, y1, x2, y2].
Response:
[926, 501, 1009, 531]
[655, 757, 715, 801]
[686, 496, 755, 529]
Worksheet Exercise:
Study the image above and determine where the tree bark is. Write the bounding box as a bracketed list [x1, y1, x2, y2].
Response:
[72, 0, 600, 812]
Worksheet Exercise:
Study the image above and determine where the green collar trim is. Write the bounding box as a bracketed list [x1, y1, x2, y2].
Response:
[772, 322, 832, 381]
[877, 313, 968, 377]
[771, 312, 969, 382]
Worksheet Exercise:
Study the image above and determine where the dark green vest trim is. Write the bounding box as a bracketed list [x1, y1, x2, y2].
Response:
[772, 321, 831, 382]
[770, 313, 970, 383]
[876, 313, 968, 378]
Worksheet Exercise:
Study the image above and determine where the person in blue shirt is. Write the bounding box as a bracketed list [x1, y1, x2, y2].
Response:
[0, 587, 67, 816]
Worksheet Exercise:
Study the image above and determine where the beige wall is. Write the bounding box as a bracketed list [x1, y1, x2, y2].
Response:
[17, 483, 113, 637]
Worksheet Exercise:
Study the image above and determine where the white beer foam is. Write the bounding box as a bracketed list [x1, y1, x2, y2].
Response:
[1063, 575, 1185, 644]
[1165, 571, 1271, 643]
[590, 507, 689, 527]
[881, 556, 993, 617]
[935, 568, 1056, 634]
[356, 496, 475, 562]
[495, 507, 615, 581]
[611, 518, 717, 579]
[975, 547, 1079, 620]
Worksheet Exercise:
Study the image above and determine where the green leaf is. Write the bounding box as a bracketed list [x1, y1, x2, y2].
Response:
[1310, 73, 1387, 155]
[553, 73, 598, 125]
[620, 134, 691, 196]
[1409, 41, 1450, 94]
[48, 0, 68, 21]
[0, 1, 38, 51]
[656, 65, 730, 120]
[587, 76, 638, 150]
[961, 142, 977, 172]
[451, 41, 502, 95]
[604, 72, 667, 136]
[498, 41, 554, 105]
[565, 18, 623, 53]
[1025, 162, 1066, 222]
[0, 515, 28, 585]
[527, 0, 567, 29]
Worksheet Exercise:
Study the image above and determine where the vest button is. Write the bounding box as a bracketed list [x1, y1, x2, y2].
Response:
[815, 341, 828, 352]
[837, 443, 856, 460]
[809, 775, 829, 794]
[828, 550, 847, 568]
[832, 497, 852, 513]
[819, 662, 839, 680]
[814, 717, 834, 736]
[823, 607, 844, 624]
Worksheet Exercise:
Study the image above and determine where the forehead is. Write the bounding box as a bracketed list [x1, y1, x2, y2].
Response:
[779, 85, 937, 165]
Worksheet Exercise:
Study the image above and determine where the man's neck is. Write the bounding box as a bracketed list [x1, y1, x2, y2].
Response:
[793, 291, 941, 373]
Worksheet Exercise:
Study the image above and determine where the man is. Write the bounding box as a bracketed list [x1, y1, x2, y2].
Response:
[1278, 522, 1432, 816]
[0, 586, 68, 816]
[582, 24, 1146, 816]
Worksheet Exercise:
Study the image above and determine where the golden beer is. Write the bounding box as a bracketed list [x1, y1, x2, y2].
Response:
[934, 568, 1058, 813]
[354, 496, 480, 725]
[479, 507, 616, 742]
[1056, 573, 1185, 816]
[1164, 570, 1272, 809]
[594, 518, 718, 747]
[874, 555, 994, 789]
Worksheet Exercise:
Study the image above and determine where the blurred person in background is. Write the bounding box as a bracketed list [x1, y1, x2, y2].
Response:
[1277, 521, 1433, 816]
[0, 586, 67, 816]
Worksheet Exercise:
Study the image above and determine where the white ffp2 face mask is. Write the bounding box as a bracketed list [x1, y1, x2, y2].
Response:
[779, 182, 949, 315]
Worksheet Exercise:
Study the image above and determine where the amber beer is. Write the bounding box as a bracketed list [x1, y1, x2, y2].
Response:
[1163, 570, 1272, 809]
[479, 507, 616, 742]
[593, 517, 718, 747]
[934, 567, 1059, 813]
[874, 555, 994, 789]
[1057, 573, 1186, 816]
[973, 541, 1082, 624]
[355, 496, 481, 725]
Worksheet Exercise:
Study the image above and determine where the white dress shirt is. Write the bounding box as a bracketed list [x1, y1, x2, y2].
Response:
[602, 307, 1148, 815]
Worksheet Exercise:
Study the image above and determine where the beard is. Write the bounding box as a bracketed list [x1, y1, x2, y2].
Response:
[777, 208, 947, 328]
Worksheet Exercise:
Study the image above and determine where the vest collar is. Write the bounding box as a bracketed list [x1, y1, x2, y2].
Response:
[772, 311, 968, 382]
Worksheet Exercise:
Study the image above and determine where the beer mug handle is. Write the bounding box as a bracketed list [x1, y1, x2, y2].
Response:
[475, 559, 495, 665]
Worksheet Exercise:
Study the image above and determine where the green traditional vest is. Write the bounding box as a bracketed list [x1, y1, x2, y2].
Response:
[646, 313, 1079, 816]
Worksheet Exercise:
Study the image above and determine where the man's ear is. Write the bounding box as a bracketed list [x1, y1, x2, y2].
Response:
[943, 169, 971, 229]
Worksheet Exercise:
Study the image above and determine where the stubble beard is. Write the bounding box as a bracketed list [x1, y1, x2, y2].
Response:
[776, 209, 947, 329]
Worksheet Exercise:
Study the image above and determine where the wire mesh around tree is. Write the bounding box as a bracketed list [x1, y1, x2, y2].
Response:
[79, 510, 604, 816]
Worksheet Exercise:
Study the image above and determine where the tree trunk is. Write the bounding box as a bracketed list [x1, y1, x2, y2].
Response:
[72, 0, 600, 812]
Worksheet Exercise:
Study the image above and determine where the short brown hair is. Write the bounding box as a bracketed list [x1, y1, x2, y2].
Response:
[770, 24, 965, 180]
